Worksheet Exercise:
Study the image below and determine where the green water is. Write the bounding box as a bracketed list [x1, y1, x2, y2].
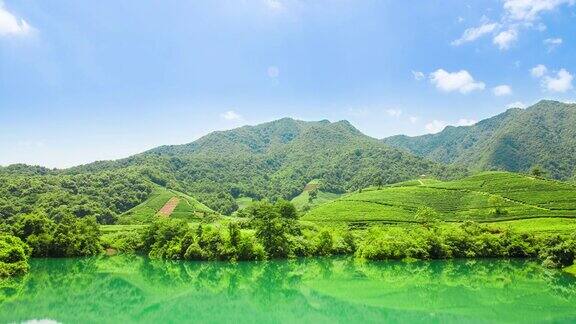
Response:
[1, 257, 576, 323]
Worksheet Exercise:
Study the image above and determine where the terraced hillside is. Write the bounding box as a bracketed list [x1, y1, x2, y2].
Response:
[303, 172, 576, 224]
[118, 186, 215, 224]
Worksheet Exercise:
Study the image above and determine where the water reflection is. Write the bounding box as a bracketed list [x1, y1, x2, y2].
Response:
[1, 257, 575, 323]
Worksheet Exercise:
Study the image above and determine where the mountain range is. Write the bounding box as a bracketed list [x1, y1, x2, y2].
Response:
[63, 117, 464, 213]
[2, 100, 575, 216]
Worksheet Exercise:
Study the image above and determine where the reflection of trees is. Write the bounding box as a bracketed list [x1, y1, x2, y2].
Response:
[320, 258, 576, 302]
[0, 256, 575, 323]
[0, 275, 27, 304]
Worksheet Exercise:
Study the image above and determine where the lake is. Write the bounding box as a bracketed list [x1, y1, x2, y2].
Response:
[1, 257, 575, 323]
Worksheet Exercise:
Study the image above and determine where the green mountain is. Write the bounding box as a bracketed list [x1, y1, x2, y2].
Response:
[138, 118, 466, 213]
[383, 100, 576, 180]
[67, 118, 466, 214]
[0, 118, 465, 220]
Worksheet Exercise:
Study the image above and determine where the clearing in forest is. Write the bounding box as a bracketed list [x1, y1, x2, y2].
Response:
[158, 197, 180, 217]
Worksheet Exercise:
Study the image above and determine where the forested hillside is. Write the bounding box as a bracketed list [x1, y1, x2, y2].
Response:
[67, 118, 466, 214]
[0, 170, 153, 224]
[0, 118, 464, 220]
[384, 100, 576, 180]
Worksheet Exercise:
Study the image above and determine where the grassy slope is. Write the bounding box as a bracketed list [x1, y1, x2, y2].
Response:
[118, 186, 214, 224]
[291, 180, 342, 210]
[303, 171, 576, 223]
[235, 197, 254, 210]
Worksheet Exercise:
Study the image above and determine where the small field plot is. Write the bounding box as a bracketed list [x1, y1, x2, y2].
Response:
[119, 186, 215, 223]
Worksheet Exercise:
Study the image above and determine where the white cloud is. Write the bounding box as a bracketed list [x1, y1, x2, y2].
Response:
[506, 101, 526, 109]
[425, 118, 477, 134]
[0, 1, 34, 37]
[493, 29, 518, 50]
[452, 22, 499, 46]
[412, 70, 425, 81]
[409, 116, 419, 124]
[429, 69, 485, 94]
[263, 0, 285, 11]
[425, 120, 448, 134]
[544, 37, 562, 51]
[454, 118, 477, 126]
[385, 109, 402, 117]
[542, 68, 573, 92]
[220, 110, 243, 121]
[503, 0, 575, 21]
[492, 85, 512, 96]
[267, 65, 280, 78]
[453, 1, 573, 50]
[530, 64, 548, 77]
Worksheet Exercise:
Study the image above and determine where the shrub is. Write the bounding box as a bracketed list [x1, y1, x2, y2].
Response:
[11, 213, 102, 258]
[0, 235, 31, 277]
[539, 234, 576, 268]
[314, 230, 334, 256]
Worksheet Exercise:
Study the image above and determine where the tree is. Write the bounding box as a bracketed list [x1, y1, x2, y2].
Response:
[13, 213, 55, 257]
[308, 189, 318, 203]
[488, 195, 508, 217]
[50, 214, 101, 257]
[530, 165, 546, 178]
[275, 199, 298, 219]
[415, 207, 438, 226]
[0, 235, 30, 277]
[228, 222, 241, 247]
[250, 202, 292, 258]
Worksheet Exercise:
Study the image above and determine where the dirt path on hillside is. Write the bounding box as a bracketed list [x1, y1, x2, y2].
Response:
[158, 197, 180, 217]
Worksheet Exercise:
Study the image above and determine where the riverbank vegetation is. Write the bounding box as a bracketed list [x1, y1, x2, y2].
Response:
[2, 197, 576, 278]
[2, 170, 576, 278]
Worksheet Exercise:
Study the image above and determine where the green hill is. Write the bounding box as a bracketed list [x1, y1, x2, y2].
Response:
[69, 118, 466, 214]
[119, 186, 215, 224]
[303, 172, 576, 224]
[383, 100, 576, 180]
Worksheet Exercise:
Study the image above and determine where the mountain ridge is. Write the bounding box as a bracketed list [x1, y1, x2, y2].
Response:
[58, 117, 464, 213]
[383, 100, 576, 179]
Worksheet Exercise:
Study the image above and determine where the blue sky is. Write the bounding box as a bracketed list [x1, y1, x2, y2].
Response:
[1, 0, 575, 168]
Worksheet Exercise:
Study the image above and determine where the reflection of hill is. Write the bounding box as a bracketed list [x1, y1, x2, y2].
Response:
[0, 257, 575, 323]
[303, 259, 576, 322]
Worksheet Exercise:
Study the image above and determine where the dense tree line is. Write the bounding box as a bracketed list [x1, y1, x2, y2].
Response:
[1, 213, 101, 259]
[0, 170, 153, 224]
[2, 199, 576, 277]
[103, 201, 576, 268]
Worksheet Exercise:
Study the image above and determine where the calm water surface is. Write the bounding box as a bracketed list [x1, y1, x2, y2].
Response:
[1, 257, 575, 323]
